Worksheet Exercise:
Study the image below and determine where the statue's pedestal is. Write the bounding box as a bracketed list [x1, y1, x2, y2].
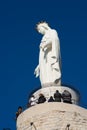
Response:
[33, 85, 80, 105]
[17, 103, 87, 130]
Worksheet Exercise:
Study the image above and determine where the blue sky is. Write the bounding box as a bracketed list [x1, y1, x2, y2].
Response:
[0, 0, 87, 129]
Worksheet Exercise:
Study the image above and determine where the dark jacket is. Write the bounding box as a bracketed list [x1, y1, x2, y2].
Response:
[48, 96, 54, 102]
[54, 91, 61, 102]
[62, 90, 72, 103]
[38, 95, 46, 104]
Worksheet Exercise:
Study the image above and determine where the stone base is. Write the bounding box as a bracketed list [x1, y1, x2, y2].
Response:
[17, 103, 87, 130]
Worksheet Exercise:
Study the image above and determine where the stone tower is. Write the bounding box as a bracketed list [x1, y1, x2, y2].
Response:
[16, 22, 87, 130]
[16, 85, 87, 130]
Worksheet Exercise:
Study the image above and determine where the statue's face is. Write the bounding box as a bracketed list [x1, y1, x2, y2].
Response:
[37, 26, 45, 35]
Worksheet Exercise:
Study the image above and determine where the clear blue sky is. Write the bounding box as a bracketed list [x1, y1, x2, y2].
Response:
[0, 0, 87, 129]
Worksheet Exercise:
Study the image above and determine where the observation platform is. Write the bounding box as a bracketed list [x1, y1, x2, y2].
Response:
[33, 85, 80, 105]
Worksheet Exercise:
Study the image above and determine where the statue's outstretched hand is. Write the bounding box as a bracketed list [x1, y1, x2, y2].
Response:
[34, 65, 40, 77]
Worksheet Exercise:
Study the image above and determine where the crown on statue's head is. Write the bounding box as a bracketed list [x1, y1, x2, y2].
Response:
[36, 21, 49, 30]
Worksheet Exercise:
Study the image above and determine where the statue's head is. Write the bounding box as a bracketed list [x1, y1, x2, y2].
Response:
[36, 21, 50, 35]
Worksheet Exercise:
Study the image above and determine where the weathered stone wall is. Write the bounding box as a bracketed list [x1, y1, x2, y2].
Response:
[17, 103, 87, 130]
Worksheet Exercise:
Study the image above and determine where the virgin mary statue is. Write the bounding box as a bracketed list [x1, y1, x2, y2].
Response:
[34, 22, 61, 86]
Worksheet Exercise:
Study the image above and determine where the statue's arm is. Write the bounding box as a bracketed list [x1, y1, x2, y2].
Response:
[40, 38, 51, 51]
[41, 30, 58, 50]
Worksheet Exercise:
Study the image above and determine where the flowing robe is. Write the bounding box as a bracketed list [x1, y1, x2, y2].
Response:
[39, 29, 61, 86]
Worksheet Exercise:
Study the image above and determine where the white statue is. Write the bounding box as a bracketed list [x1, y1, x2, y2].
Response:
[34, 22, 61, 86]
